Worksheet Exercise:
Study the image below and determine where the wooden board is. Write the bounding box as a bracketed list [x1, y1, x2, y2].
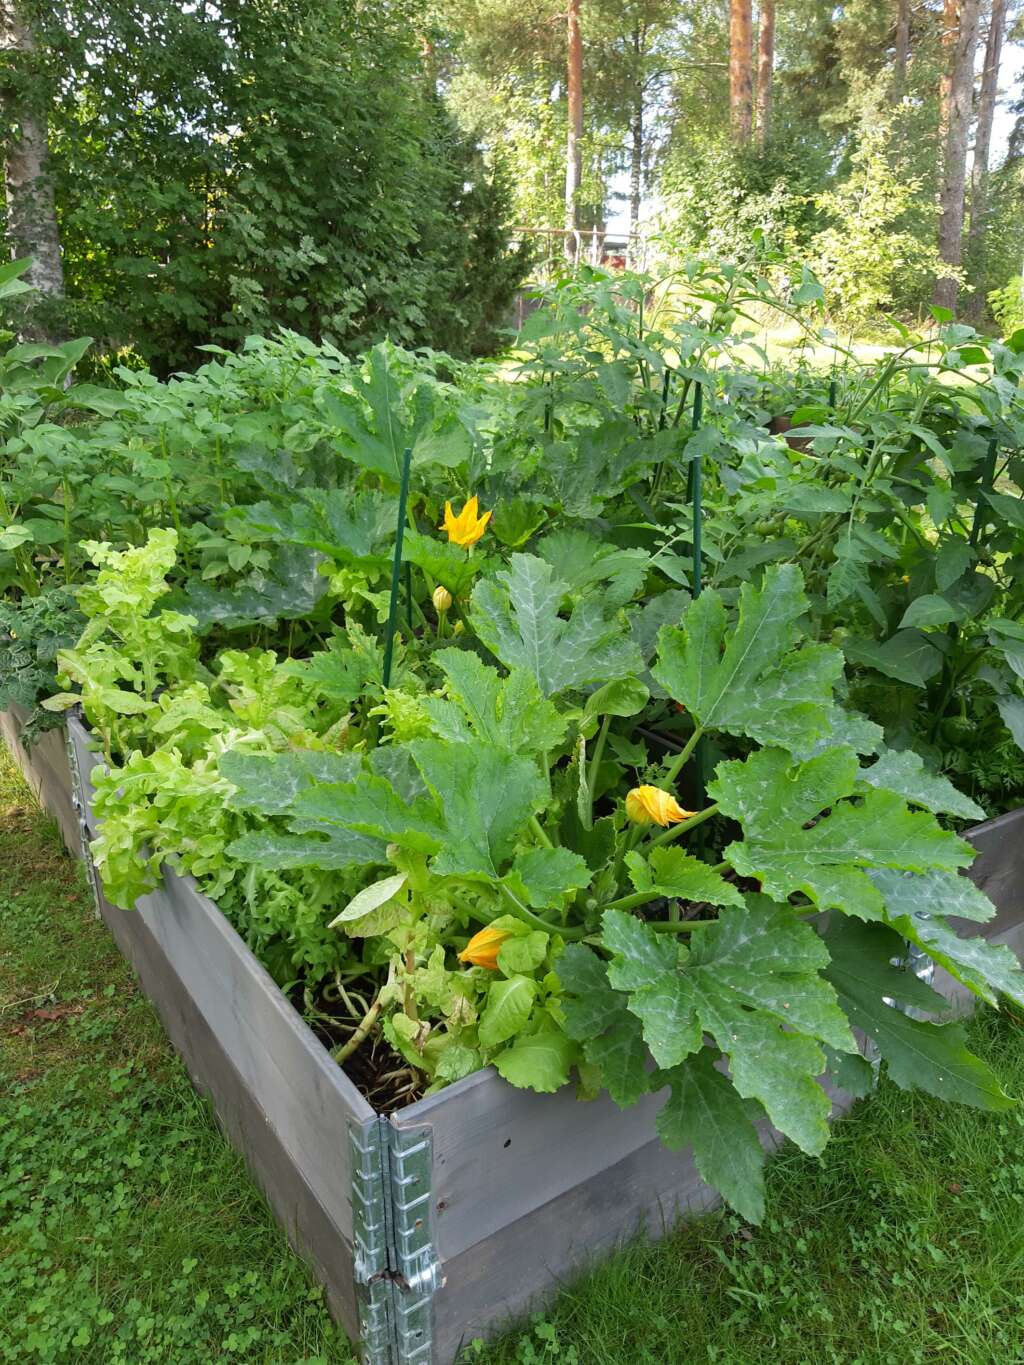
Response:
[0, 703, 80, 854]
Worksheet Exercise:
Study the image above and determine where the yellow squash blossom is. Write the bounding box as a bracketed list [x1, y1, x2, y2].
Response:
[432, 585, 453, 613]
[458, 925, 512, 970]
[442, 495, 491, 548]
[625, 785, 696, 828]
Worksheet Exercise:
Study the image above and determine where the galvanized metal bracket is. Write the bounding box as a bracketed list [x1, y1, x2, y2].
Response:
[350, 1117, 442, 1365]
[386, 1120, 443, 1363]
[351, 1119, 398, 1364]
[65, 724, 102, 921]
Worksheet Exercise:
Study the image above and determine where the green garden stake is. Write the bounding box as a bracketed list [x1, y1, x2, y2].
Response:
[690, 382, 703, 598]
[382, 446, 413, 689]
[828, 377, 837, 410]
[689, 383, 708, 833]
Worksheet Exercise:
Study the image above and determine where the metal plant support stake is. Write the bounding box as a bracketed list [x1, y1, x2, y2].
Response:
[382, 447, 414, 689]
[689, 383, 708, 815]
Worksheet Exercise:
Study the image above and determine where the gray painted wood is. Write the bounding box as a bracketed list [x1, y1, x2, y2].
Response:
[0, 704, 80, 853]
[107, 865, 373, 1245]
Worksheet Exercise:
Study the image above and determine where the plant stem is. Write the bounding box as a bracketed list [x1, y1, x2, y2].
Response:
[586, 714, 611, 814]
[499, 884, 585, 939]
[646, 801, 720, 850]
[529, 814, 554, 849]
[332, 994, 383, 1063]
[661, 725, 705, 788]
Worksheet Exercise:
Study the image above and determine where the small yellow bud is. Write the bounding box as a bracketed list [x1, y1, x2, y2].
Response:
[432, 585, 453, 614]
[625, 785, 696, 827]
[453, 619, 465, 635]
[458, 925, 513, 970]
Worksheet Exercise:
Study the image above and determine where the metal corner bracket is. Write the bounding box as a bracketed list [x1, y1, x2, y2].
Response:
[350, 1115, 443, 1365]
[65, 722, 102, 921]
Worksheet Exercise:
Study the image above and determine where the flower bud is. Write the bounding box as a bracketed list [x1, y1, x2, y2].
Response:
[625, 785, 695, 828]
[432, 585, 453, 614]
[458, 925, 512, 970]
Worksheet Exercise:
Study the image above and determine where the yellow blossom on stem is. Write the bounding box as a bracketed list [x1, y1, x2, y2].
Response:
[442, 495, 491, 548]
[432, 585, 453, 613]
[457, 925, 512, 969]
[625, 785, 696, 828]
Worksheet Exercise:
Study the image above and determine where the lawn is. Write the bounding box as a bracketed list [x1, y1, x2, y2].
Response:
[3, 746, 1024, 1365]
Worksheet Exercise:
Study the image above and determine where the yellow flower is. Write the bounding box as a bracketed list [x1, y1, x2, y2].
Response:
[458, 925, 512, 970]
[432, 585, 453, 613]
[442, 495, 491, 548]
[625, 785, 696, 828]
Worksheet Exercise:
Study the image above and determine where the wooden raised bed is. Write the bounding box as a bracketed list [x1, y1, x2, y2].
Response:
[4, 705, 1024, 1364]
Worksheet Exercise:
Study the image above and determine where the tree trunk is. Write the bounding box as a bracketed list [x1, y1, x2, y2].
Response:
[628, 23, 643, 264]
[893, 0, 911, 98]
[564, 0, 583, 261]
[729, 0, 753, 145]
[933, 0, 980, 313]
[0, 1, 64, 313]
[964, 0, 1006, 322]
[755, 0, 775, 146]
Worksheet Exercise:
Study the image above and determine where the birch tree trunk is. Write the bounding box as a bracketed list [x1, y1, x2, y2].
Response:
[729, 0, 753, 145]
[933, 0, 980, 313]
[564, 0, 583, 261]
[755, 0, 775, 147]
[964, 0, 1006, 322]
[0, 1, 64, 311]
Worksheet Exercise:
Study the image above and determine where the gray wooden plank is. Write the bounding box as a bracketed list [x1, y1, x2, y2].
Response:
[94, 881, 363, 1341]
[427, 1085, 858, 1365]
[100, 865, 373, 1244]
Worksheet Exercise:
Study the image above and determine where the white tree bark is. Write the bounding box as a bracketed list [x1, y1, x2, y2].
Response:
[1, 1, 64, 302]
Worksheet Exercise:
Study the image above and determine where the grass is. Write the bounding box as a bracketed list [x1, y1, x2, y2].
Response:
[3, 746, 1024, 1364]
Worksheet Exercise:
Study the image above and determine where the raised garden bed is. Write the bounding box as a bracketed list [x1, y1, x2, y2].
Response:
[3, 702, 1023, 1365]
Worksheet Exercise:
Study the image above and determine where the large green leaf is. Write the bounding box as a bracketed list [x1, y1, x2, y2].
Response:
[652, 564, 841, 750]
[220, 749, 362, 815]
[869, 869, 1024, 1008]
[655, 1051, 767, 1223]
[422, 648, 567, 755]
[712, 748, 973, 920]
[319, 343, 470, 480]
[601, 901, 852, 1153]
[408, 739, 548, 879]
[493, 1022, 576, 1093]
[478, 975, 537, 1048]
[823, 918, 1013, 1110]
[233, 488, 396, 567]
[858, 750, 985, 822]
[556, 944, 649, 1107]
[470, 554, 643, 698]
[624, 846, 744, 908]
[536, 529, 651, 608]
[506, 846, 592, 909]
